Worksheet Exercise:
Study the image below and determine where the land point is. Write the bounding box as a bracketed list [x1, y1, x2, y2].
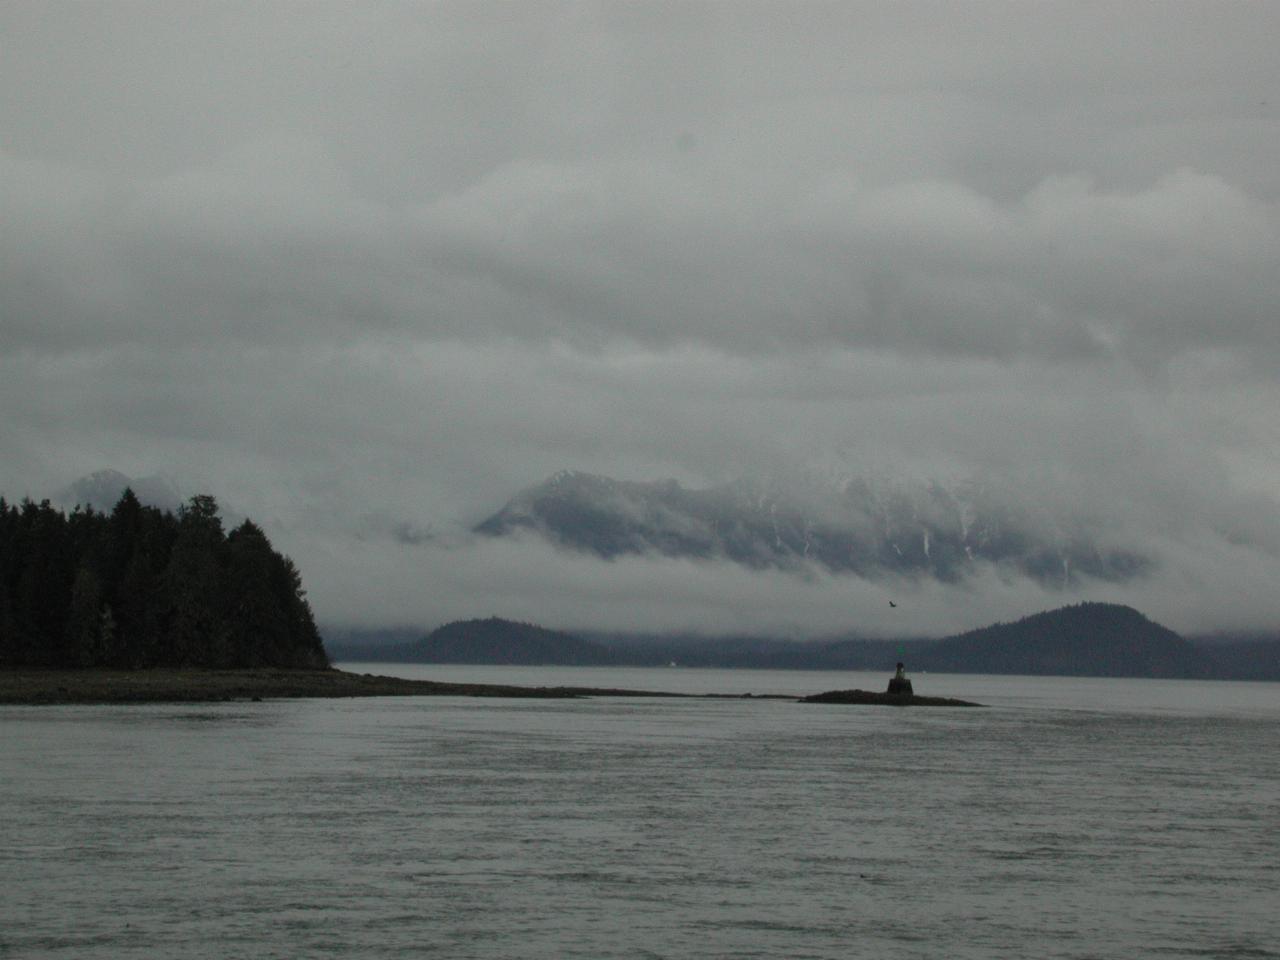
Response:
[0, 667, 981, 707]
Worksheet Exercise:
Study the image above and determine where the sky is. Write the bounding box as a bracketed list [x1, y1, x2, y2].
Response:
[3, 2, 1278, 638]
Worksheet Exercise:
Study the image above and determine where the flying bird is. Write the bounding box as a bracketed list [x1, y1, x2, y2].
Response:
[889, 600, 897, 608]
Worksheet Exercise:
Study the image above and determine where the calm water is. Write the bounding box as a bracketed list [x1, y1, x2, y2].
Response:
[2, 667, 1277, 959]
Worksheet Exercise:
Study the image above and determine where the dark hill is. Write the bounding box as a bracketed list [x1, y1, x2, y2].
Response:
[1186, 632, 1280, 681]
[413, 617, 619, 666]
[914, 602, 1215, 678]
[322, 605, 1275, 680]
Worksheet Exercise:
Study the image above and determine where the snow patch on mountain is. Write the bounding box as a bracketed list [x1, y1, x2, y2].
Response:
[475, 470, 1151, 587]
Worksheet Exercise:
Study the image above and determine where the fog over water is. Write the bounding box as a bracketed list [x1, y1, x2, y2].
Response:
[3, 4, 1279, 636]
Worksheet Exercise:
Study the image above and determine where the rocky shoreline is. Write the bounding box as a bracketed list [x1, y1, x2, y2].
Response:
[0, 667, 690, 705]
[0, 668, 983, 707]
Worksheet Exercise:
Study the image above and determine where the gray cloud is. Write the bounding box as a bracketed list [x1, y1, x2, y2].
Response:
[5, 124, 1276, 367]
[3, 2, 1278, 636]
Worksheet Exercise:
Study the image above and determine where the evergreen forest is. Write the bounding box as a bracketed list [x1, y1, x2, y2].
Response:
[0, 491, 328, 670]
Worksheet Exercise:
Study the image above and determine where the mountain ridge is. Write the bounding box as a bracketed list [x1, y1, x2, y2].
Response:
[475, 470, 1149, 587]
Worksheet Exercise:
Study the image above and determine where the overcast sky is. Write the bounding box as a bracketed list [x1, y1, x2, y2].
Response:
[3, 2, 1278, 637]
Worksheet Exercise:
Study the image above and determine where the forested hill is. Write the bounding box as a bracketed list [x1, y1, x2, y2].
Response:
[912, 602, 1217, 678]
[415, 618, 619, 665]
[0, 491, 328, 670]
[323, 603, 1279, 679]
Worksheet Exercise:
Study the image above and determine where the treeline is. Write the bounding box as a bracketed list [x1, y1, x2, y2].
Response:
[0, 491, 328, 670]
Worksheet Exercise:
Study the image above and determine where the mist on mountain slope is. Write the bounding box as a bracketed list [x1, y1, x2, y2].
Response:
[37, 464, 1280, 640]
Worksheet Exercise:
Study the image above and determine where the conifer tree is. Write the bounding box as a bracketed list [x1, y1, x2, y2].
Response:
[64, 563, 104, 667]
[164, 495, 228, 667]
[0, 490, 328, 669]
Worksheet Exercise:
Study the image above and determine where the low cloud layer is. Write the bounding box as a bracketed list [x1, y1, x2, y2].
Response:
[296, 523, 1280, 640]
[3, 3, 1278, 636]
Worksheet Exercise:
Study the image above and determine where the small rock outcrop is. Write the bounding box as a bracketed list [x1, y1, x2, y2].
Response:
[801, 689, 982, 707]
[805, 665, 980, 705]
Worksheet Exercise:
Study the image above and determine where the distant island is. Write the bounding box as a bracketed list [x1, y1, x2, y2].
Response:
[430, 617, 625, 665]
[328, 604, 1280, 682]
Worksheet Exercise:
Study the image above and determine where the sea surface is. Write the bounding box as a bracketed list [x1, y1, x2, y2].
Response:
[2, 666, 1277, 959]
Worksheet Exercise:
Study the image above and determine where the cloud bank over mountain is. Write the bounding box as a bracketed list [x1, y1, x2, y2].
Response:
[2, 4, 1278, 636]
[475, 471, 1151, 586]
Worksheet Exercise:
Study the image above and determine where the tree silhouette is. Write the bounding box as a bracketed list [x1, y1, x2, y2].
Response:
[0, 492, 328, 669]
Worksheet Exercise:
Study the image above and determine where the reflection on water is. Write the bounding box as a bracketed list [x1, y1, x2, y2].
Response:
[2, 671, 1278, 959]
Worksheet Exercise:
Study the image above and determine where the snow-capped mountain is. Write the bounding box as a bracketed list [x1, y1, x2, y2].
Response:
[474, 470, 1149, 586]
